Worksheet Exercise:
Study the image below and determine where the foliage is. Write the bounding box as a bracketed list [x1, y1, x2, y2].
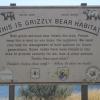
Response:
[19, 84, 72, 100]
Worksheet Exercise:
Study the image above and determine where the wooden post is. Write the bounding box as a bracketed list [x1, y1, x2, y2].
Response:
[81, 85, 88, 100]
[9, 84, 15, 100]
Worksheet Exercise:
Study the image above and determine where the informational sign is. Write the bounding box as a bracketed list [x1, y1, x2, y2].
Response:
[0, 6, 100, 83]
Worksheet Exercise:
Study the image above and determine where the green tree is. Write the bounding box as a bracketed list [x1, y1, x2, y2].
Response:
[20, 88, 30, 100]
[19, 85, 34, 100]
[20, 84, 72, 100]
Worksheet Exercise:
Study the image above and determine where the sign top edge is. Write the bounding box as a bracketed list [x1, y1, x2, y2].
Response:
[0, 6, 100, 9]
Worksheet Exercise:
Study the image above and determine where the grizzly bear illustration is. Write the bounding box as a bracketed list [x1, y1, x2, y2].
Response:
[0, 12, 15, 21]
[83, 10, 100, 20]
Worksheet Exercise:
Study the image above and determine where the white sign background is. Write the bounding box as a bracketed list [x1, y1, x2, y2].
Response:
[0, 7, 100, 83]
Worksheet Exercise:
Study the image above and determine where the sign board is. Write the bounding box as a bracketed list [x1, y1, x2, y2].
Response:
[0, 6, 100, 83]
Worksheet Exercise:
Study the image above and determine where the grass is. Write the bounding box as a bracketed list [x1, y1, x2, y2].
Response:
[67, 93, 81, 100]
[88, 89, 100, 100]
[67, 89, 100, 100]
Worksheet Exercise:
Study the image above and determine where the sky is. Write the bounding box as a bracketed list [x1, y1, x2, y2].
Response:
[0, 0, 100, 6]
